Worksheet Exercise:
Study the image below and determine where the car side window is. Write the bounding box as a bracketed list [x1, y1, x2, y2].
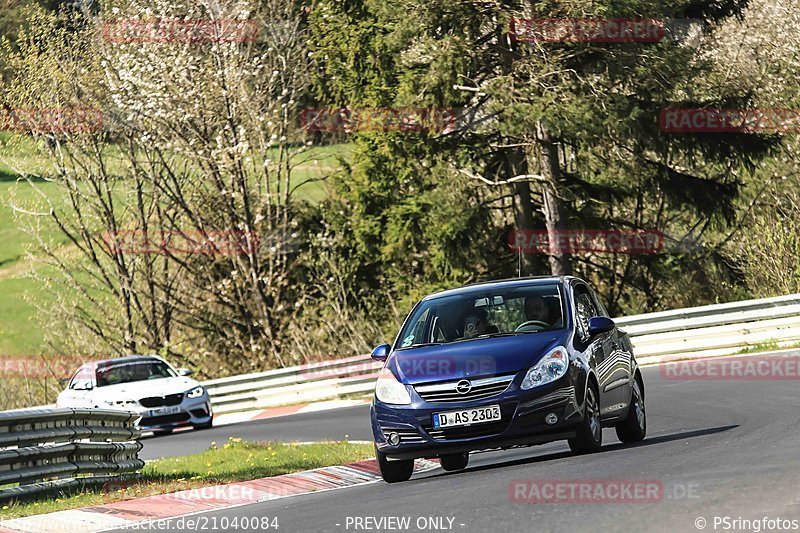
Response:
[590, 288, 610, 318]
[69, 367, 93, 390]
[573, 284, 599, 339]
[402, 308, 430, 346]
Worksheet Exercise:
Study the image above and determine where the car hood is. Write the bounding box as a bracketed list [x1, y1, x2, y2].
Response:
[91, 377, 200, 401]
[389, 332, 566, 385]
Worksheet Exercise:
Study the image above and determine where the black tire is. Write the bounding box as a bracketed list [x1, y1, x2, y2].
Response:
[152, 428, 173, 436]
[615, 376, 646, 443]
[568, 382, 603, 454]
[375, 445, 414, 483]
[439, 452, 469, 472]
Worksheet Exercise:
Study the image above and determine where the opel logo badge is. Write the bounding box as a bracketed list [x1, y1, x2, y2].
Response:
[455, 380, 472, 394]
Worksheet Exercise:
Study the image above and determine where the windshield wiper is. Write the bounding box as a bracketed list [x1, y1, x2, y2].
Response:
[478, 332, 534, 338]
[399, 342, 444, 350]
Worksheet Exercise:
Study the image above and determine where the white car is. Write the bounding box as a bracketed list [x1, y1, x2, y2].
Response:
[56, 355, 213, 434]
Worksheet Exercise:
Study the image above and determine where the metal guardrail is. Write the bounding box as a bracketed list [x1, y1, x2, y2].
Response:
[615, 293, 800, 358]
[0, 408, 144, 503]
[204, 293, 800, 415]
[204, 354, 382, 415]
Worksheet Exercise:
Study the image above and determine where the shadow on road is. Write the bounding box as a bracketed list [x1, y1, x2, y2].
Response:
[434, 424, 739, 478]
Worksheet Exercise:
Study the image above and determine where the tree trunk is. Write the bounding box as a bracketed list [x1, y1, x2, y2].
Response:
[505, 148, 537, 276]
[537, 121, 572, 276]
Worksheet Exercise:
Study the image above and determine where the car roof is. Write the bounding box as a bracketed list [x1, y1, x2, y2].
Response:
[89, 355, 165, 367]
[422, 276, 581, 301]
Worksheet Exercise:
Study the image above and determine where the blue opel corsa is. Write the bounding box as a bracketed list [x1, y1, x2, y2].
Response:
[370, 276, 646, 482]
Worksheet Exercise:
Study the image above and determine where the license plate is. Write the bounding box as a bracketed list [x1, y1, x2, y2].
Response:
[149, 405, 181, 417]
[432, 404, 501, 429]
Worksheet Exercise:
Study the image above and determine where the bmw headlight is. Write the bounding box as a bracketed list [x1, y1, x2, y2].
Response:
[186, 386, 205, 399]
[521, 346, 569, 390]
[375, 367, 411, 405]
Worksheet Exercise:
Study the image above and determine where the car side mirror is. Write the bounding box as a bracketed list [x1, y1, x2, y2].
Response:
[178, 368, 193, 376]
[371, 344, 391, 362]
[588, 316, 616, 337]
[59, 378, 70, 388]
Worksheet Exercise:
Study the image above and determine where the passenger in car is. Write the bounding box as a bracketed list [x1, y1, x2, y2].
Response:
[460, 307, 500, 338]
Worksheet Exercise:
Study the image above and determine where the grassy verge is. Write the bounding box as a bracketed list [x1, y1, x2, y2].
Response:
[736, 340, 787, 354]
[0, 136, 351, 358]
[0, 438, 374, 520]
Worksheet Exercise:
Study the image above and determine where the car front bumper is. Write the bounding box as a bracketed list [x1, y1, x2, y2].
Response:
[135, 394, 213, 431]
[371, 373, 585, 460]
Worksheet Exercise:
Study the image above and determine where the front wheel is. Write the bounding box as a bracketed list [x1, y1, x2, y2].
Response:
[615, 377, 646, 443]
[568, 383, 602, 454]
[193, 420, 213, 430]
[439, 452, 469, 472]
[375, 445, 414, 483]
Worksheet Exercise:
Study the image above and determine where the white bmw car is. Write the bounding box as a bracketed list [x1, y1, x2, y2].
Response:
[56, 355, 213, 434]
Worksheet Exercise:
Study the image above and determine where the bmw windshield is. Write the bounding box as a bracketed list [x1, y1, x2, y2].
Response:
[95, 360, 177, 387]
[395, 283, 566, 350]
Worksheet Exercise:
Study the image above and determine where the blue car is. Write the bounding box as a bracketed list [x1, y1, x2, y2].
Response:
[370, 276, 646, 482]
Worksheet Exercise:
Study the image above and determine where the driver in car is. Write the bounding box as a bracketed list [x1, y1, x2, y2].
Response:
[523, 295, 559, 328]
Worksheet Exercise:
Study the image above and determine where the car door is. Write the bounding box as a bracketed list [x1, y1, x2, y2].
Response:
[589, 286, 631, 416]
[59, 366, 95, 408]
[571, 283, 611, 415]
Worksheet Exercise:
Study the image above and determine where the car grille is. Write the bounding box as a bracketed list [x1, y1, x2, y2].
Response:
[140, 393, 184, 408]
[426, 421, 509, 441]
[379, 424, 424, 443]
[139, 412, 190, 426]
[190, 407, 210, 418]
[414, 374, 515, 403]
[378, 421, 422, 442]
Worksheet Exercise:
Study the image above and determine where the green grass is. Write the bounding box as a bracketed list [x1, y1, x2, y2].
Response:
[0, 438, 374, 519]
[0, 276, 56, 356]
[0, 134, 349, 358]
[736, 340, 800, 354]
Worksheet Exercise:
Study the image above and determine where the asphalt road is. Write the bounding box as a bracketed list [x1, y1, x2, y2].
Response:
[128, 356, 800, 532]
[139, 406, 373, 461]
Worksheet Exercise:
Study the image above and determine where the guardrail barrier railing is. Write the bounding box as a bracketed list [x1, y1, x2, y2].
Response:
[0, 408, 143, 503]
[203, 293, 800, 415]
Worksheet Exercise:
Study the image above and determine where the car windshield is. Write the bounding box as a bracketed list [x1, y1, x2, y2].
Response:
[95, 360, 177, 387]
[396, 283, 566, 349]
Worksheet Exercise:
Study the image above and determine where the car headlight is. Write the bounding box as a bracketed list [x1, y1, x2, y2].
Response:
[186, 386, 205, 399]
[375, 367, 411, 405]
[521, 346, 569, 390]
